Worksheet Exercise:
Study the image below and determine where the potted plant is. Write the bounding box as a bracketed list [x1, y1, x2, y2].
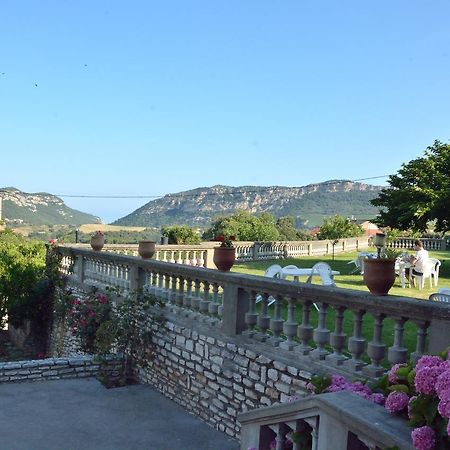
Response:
[363, 233, 399, 295]
[138, 240, 156, 259]
[90, 231, 105, 251]
[213, 235, 236, 271]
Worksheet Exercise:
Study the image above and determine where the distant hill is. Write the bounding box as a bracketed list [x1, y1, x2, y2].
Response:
[113, 180, 383, 228]
[0, 187, 101, 226]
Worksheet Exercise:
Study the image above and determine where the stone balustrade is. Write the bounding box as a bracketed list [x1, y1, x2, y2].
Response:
[58, 247, 450, 379]
[388, 237, 447, 251]
[239, 391, 414, 450]
[72, 236, 372, 268]
[53, 247, 450, 443]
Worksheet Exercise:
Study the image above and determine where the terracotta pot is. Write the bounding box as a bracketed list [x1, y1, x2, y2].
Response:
[90, 235, 104, 251]
[138, 240, 156, 259]
[213, 246, 236, 271]
[363, 259, 396, 295]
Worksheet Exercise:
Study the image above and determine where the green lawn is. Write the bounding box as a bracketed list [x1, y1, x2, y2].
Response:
[232, 250, 450, 300]
[231, 250, 450, 358]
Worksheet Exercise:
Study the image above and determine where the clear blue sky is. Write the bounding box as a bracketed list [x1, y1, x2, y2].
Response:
[1, 1, 449, 223]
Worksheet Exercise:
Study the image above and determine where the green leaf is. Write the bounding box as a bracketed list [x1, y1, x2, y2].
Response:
[388, 384, 410, 394]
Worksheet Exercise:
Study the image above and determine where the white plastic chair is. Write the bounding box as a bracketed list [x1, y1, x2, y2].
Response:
[410, 259, 434, 290]
[429, 258, 441, 287]
[306, 262, 336, 287]
[429, 293, 450, 303]
[280, 264, 299, 280]
[255, 264, 282, 306]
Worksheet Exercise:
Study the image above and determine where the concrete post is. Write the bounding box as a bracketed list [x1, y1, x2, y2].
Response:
[221, 283, 249, 335]
[76, 255, 85, 284]
[204, 248, 215, 269]
[428, 319, 450, 354]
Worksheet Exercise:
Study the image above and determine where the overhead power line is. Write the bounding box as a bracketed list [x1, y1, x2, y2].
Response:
[55, 174, 391, 200]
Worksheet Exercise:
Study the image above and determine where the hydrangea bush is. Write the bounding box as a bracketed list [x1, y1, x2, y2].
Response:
[307, 348, 450, 450]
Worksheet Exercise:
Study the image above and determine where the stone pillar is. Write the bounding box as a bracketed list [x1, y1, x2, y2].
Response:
[221, 283, 249, 335]
[204, 248, 215, 269]
[428, 319, 450, 354]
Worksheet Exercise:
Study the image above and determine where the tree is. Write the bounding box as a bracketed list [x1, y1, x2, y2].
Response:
[317, 216, 364, 240]
[203, 210, 280, 241]
[161, 225, 200, 244]
[371, 140, 450, 234]
[276, 216, 312, 241]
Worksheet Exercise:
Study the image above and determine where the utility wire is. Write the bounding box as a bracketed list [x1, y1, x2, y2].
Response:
[55, 175, 391, 200]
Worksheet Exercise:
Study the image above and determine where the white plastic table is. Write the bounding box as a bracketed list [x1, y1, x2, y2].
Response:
[280, 267, 340, 282]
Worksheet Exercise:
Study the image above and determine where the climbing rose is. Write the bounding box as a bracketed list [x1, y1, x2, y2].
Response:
[411, 426, 435, 450]
[385, 391, 409, 413]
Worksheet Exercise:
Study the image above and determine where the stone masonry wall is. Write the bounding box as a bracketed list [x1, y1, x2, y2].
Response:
[136, 315, 312, 439]
[0, 355, 120, 384]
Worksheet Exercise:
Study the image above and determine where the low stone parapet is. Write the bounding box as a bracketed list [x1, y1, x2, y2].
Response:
[0, 355, 121, 384]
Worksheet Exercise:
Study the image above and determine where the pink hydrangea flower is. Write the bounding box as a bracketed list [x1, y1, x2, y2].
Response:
[385, 391, 409, 413]
[370, 393, 385, 405]
[415, 365, 445, 395]
[388, 363, 407, 383]
[411, 426, 435, 450]
[435, 369, 450, 398]
[437, 397, 450, 418]
[415, 355, 443, 371]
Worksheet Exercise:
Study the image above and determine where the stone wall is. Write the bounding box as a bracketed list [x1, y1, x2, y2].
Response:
[137, 316, 312, 438]
[0, 355, 120, 384]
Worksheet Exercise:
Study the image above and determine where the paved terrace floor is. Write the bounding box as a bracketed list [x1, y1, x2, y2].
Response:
[0, 378, 240, 450]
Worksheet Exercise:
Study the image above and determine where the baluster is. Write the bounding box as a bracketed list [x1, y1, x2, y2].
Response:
[295, 301, 314, 355]
[304, 417, 319, 450]
[364, 313, 386, 377]
[183, 277, 193, 308]
[169, 274, 177, 303]
[346, 309, 367, 371]
[191, 251, 198, 267]
[200, 281, 210, 313]
[169, 251, 176, 264]
[197, 251, 205, 267]
[280, 296, 298, 351]
[208, 282, 219, 318]
[257, 293, 271, 342]
[328, 306, 347, 365]
[157, 271, 164, 299]
[269, 294, 284, 346]
[274, 423, 289, 450]
[245, 290, 258, 337]
[388, 317, 408, 364]
[411, 321, 429, 362]
[161, 272, 169, 301]
[192, 279, 201, 311]
[183, 251, 190, 265]
[176, 252, 183, 265]
[312, 303, 330, 360]
[148, 270, 157, 295]
[176, 276, 184, 306]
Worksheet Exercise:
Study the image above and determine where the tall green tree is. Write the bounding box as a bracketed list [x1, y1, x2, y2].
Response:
[317, 215, 363, 240]
[203, 210, 280, 241]
[161, 225, 200, 244]
[371, 140, 450, 233]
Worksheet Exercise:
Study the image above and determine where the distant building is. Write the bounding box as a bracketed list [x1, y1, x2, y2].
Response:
[355, 220, 380, 236]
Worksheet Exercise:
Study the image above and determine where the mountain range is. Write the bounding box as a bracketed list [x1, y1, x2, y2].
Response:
[0, 188, 100, 226]
[0, 181, 383, 228]
[113, 180, 383, 228]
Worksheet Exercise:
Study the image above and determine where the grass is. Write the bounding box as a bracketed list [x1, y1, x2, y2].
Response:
[231, 250, 450, 357]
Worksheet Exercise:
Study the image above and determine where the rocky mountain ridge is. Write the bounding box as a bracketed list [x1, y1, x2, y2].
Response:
[0, 187, 100, 226]
[113, 180, 383, 228]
